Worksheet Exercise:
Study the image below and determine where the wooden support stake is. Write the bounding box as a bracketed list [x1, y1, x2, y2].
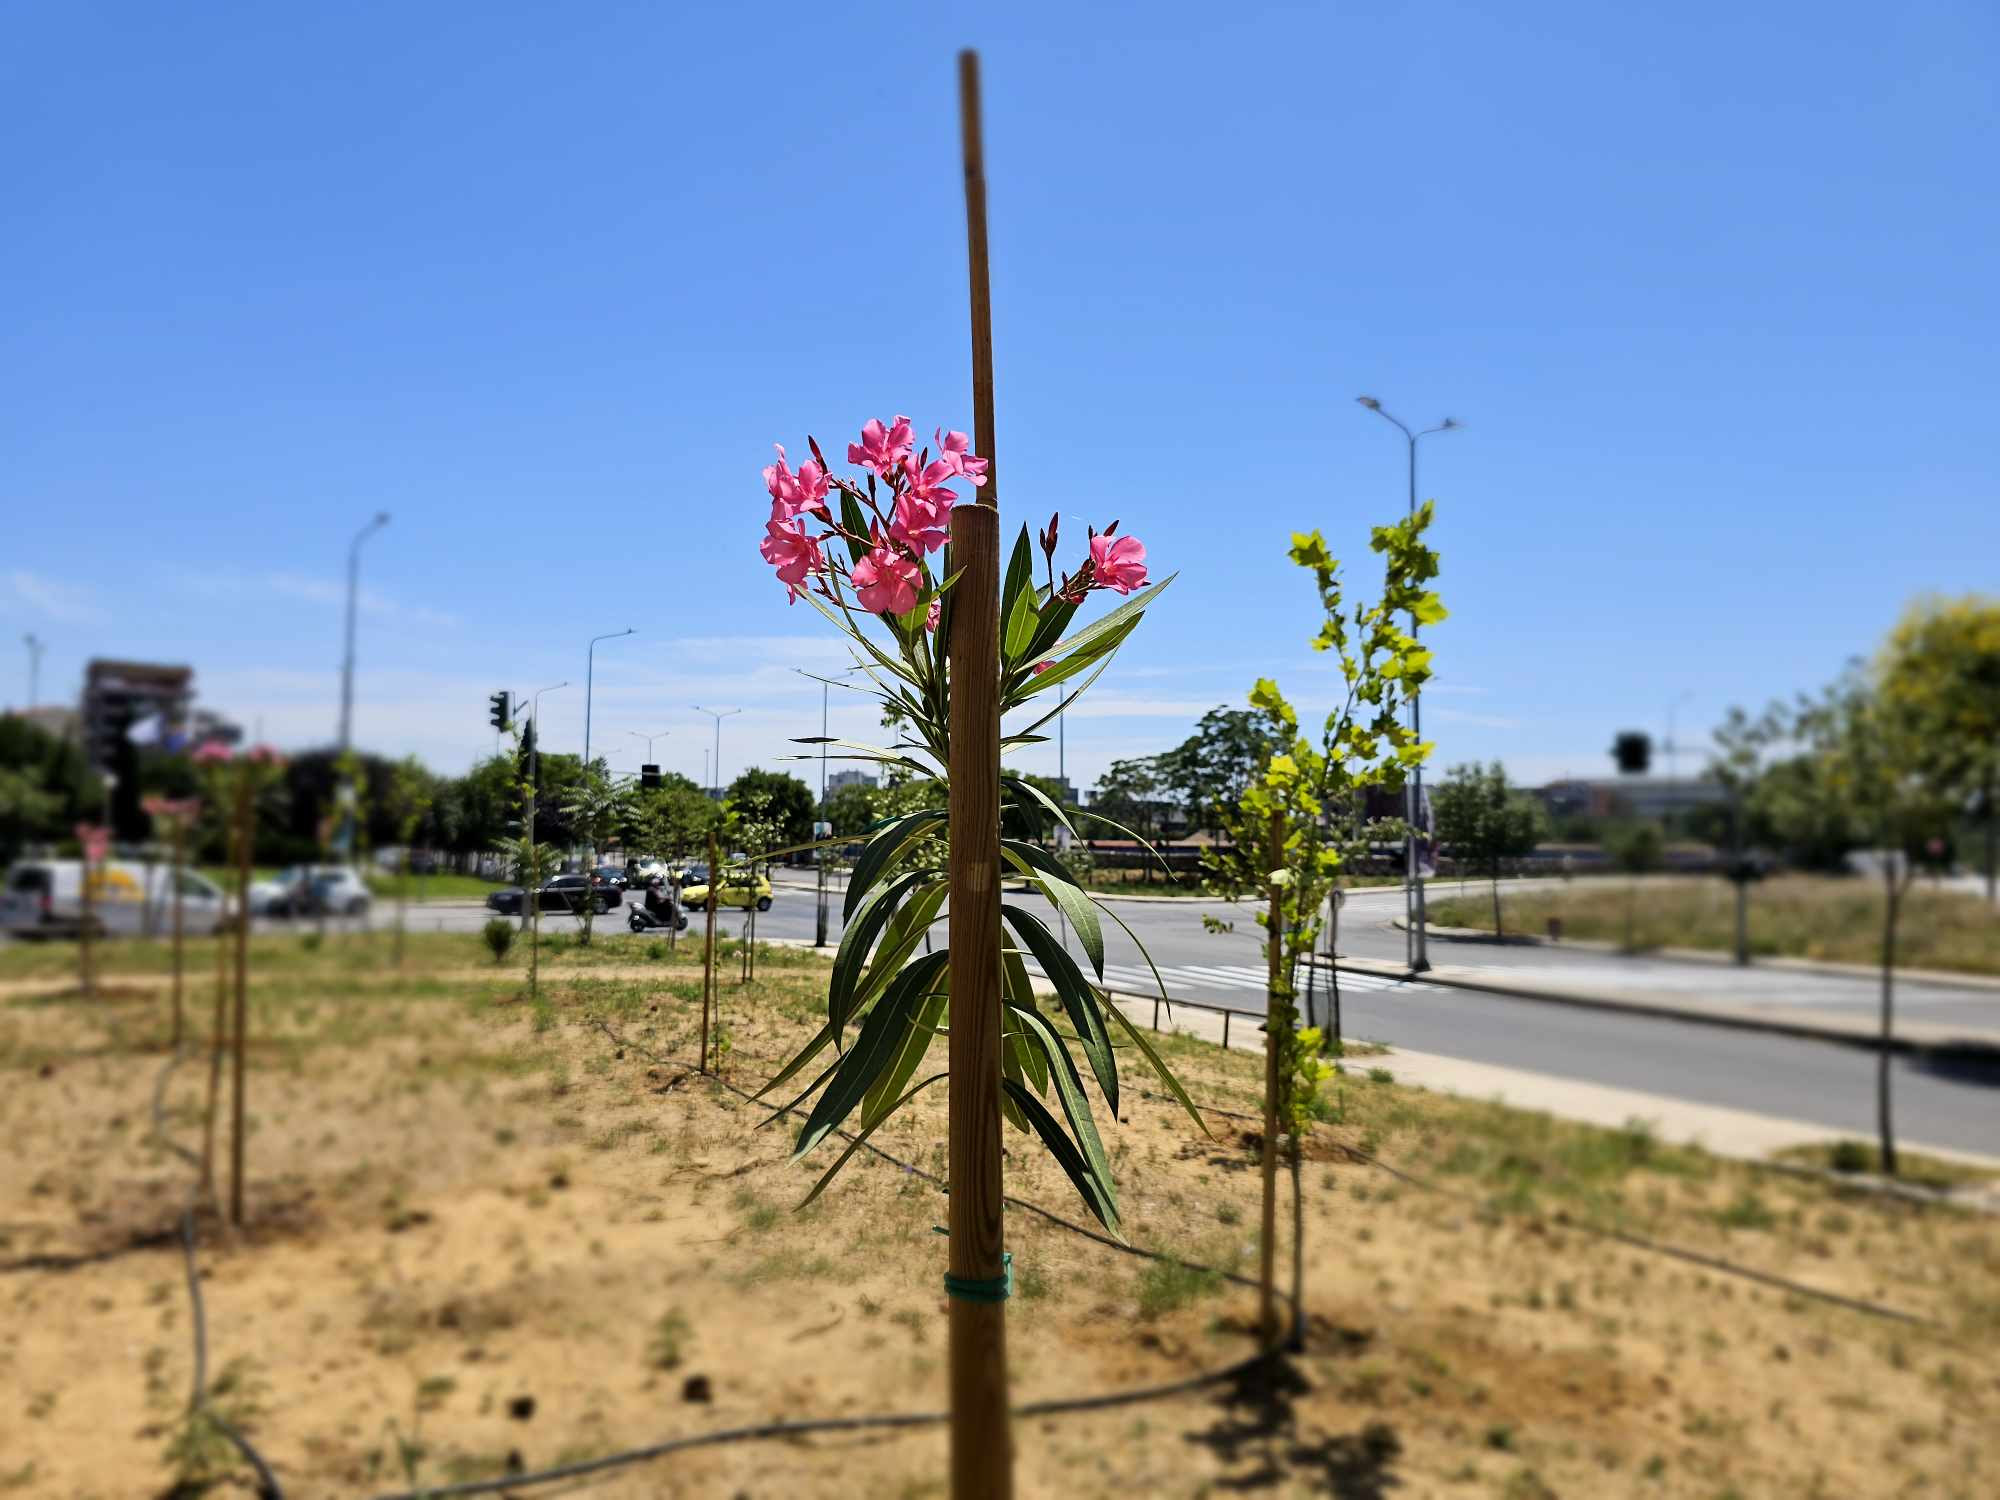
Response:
[702, 829, 719, 1073]
[947, 47, 1013, 1500]
[229, 779, 252, 1226]
[170, 818, 186, 1049]
[1259, 808, 1284, 1347]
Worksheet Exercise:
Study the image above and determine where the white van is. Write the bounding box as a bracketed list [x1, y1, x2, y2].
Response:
[0, 858, 229, 940]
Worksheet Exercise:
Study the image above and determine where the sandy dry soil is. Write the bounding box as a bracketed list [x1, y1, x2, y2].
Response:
[1, 933, 1996, 1499]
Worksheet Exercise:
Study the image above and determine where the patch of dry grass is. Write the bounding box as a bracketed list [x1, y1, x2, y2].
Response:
[1432, 873, 2000, 975]
[1, 934, 1995, 1498]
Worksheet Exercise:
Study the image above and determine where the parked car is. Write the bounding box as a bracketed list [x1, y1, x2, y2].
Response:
[2, 858, 229, 939]
[485, 874, 616, 916]
[593, 866, 629, 891]
[248, 865, 372, 918]
[679, 869, 773, 912]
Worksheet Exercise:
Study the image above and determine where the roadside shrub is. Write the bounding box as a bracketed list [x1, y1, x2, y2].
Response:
[1829, 1139, 1870, 1174]
[481, 919, 516, 964]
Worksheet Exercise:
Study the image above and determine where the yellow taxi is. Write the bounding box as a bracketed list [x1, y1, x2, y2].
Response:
[680, 869, 773, 912]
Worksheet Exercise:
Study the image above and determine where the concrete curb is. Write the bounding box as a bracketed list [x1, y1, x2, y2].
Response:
[1393, 916, 2000, 994]
[1324, 954, 2000, 1057]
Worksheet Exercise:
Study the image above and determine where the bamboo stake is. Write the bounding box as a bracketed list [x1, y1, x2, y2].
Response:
[947, 47, 1012, 1500]
[200, 854, 228, 1209]
[702, 829, 719, 1073]
[229, 776, 252, 1226]
[170, 818, 186, 1049]
[1259, 808, 1284, 1347]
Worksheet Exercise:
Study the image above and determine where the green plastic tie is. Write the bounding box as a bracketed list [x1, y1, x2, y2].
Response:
[943, 1252, 1013, 1304]
[933, 1227, 1013, 1303]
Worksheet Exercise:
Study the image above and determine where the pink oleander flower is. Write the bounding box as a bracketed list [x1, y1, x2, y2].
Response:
[191, 741, 233, 765]
[246, 744, 286, 767]
[1032, 659, 1055, 675]
[934, 428, 988, 486]
[846, 415, 914, 476]
[759, 514, 825, 602]
[926, 597, 941, 633]
[763, 444, 829, 520]
[1089, 532, 1149, 595]
[889, 486, 953, 555]
[851, 544, 922, 616]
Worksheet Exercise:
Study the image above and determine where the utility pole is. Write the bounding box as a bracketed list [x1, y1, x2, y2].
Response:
[22, 633, 44, 708]
[1356, 397, 1459, 973]
[336, 511, 390, 866]
[693, 705, 740, 800]
[525, 681, 568, 931]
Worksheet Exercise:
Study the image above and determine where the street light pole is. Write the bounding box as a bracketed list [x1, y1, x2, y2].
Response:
[338, 513, 391, 754]
[627, 728, 671, 763]
[23, 633, 44, 708]
[692, 705, 740, 798]
[1357, 398, 1459, 973]
[795, 667, 862, 947]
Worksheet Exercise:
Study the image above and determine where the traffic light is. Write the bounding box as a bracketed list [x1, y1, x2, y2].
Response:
[1611, 730, 1651, 775]
[641, 763, 661, 790]
[489, 691, 511, 732]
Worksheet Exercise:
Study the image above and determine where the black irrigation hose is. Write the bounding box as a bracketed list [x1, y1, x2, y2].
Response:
[1136, 1086, 1940, 1328]
[366, 1350, 1281, 1500]
[149, 1049, 286, 1499]
[357, 1020, 1305, 1500]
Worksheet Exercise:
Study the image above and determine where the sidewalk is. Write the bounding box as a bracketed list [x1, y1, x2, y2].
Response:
[1105, 987, 2000, 1178]
[1325, 954, 2000, 1055]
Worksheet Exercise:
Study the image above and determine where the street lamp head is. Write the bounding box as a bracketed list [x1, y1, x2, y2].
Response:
[1439, 417, 1462, 431]
[1355, 395, 1382, 410]
[374, 511, 391, 528]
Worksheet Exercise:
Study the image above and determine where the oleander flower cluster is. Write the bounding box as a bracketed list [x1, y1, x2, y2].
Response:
[757, 414, 1148, 621]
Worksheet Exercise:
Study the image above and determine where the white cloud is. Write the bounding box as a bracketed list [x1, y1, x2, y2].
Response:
[3, 569, 107, 625]
[172, 569, 460, 630]
[1429, 706, 1522, 730]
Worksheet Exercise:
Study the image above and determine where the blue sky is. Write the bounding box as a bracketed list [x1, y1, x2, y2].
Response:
[3, 1, 1994, 794]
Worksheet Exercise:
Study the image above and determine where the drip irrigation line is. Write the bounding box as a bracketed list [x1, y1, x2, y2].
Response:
[1136, 1086, 1939, 1328]
[360, 1017, 1324, 1500]
[149, 1048, 286, 1499]
[365, 1348, 1281, 1500]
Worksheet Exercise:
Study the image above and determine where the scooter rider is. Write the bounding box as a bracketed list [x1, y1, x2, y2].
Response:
[643, 875, 679, 927]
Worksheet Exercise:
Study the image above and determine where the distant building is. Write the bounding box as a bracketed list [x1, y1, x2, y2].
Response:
[1047, 776, 1078, 806]
[82, 659, 194, 769]
[1533, 777, 1727, 822]
[827, 769, 878, 792]
[9, 704, 80, 742]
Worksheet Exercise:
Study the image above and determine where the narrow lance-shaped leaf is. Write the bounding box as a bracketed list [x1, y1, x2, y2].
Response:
[794, 950, 950, 1160]
[1005, 993, 1119, 1233]
[1003, 904, 1117, 1117]
[1001, 1078, 1120, 1236]
[1002, 838, 1104, 978]
[797, 1073, 949, 1212]
[844, 811, 946, 920]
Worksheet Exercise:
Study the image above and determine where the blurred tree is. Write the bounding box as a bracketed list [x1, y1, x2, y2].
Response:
[0, 714, 98, 848]
[0, 767, 59, 863]
[1794, 666, 1958, 1178]
[1160, 706, 1281, 840]
[724, 766, 815, 847]
[1879, 596, 2000, 902]
[823, 779, 880, 836]
[1432, 761, 1548, 937]
[1605, 820, 1663, 951]
[1091, 756, 1170, 882]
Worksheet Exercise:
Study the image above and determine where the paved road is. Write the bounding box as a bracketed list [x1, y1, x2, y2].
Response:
[304, 877, 2000, 1157]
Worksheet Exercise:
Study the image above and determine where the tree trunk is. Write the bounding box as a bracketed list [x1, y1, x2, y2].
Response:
[701, 830, 719, 1073]
[1288, 1133, 1305, 1352]
[78, 849, 95, 1000]
[1490, 869, 1503, 938]
[170, 820, 186, 1048]
[1258, 810, 1284, 1349]
[395, 846, 408, 966]
[200, 908, 228, 1209]
[1985, 770, 1996, 907]
[1328, 888, 1343, 1053]
[1878, 868, 1901, 1177]
[229, 780, 252, 1226]
[1733, 879, 1749, 966]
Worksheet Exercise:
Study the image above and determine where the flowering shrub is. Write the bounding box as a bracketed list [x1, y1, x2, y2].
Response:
[752, 414, 1197, 1233]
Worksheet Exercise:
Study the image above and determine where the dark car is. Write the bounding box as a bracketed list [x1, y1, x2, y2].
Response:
[594, 866, 628, 891]
[484, 874, 616, 916]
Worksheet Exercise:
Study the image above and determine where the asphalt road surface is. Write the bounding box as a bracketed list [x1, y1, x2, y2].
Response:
[212, 876, 2000, 1157]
